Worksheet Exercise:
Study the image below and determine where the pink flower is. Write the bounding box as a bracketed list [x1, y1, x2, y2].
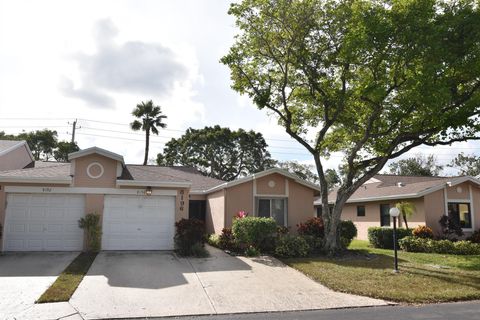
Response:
[236, 210, 248, 219]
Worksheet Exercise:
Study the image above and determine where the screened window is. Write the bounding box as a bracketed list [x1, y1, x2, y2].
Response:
[257, 198, 287, 226]
[357, 205, 366, 217]
[380, 204, 390, 227]
[448, 202, 472, 229]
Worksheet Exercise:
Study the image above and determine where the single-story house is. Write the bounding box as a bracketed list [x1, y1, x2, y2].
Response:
[315, 174, 480, 240]
[0, 145, 320, 252]
[0, 140, 34, 171]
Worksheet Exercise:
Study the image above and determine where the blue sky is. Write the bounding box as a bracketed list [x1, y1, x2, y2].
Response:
[0, 0, 475, 174]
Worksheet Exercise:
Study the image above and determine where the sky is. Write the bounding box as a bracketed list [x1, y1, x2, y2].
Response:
[0, 0, 476, 175]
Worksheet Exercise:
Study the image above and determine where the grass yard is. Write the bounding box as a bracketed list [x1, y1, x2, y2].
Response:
[37, 252, 97, 303]
[283, 240, 480, 303]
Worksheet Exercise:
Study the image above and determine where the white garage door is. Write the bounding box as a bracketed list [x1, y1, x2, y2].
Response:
[102, 195, 175, 250]
[4, 194, 85, 251]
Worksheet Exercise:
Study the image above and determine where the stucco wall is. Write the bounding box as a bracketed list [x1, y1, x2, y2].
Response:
[0, 145, 32, 171]
[256, 173, 286, 195]
[72, 154, 118, 188]
[424, 189, 446, 236]
[225, 182, 254, 228]
[176, 189, 189, 221]
[446, 182, 471, 200]
[472, 186, 480, 231]
[341, 198, 426, 240]
[206, 190, 225, 234]
[287, 180, 315, 232]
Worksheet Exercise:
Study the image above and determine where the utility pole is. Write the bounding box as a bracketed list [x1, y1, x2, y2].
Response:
[69, 119, 80, 143]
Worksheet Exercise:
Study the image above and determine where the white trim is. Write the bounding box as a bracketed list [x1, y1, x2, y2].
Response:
[469, 184, 476, 232]
[116, 179, 191, 188]
[116, 162, 123, 178]
[86, 162, 104, 179]
[445, 198, 471, 203]
[252, 177, 257, 216]
[0, 177, 71, 184]
[443, 187, 448, 216]
[254, 194, 288, 198]
[68, 147, 124, 163]
[285, 178, 289, 197]
[4, 186, 177, 196]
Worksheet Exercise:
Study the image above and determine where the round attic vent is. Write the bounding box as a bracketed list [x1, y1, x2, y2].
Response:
[87, 162, 104, 179]
[268, 180, 276, 188]
[457, 186, 463, 193]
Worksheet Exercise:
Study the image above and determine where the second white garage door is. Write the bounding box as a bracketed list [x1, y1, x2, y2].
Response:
[102, 195, 175, 250]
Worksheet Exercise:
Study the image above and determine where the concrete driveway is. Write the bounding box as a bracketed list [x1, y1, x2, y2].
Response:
[71, 247, 387, 319]
[0, 252, 79, 320]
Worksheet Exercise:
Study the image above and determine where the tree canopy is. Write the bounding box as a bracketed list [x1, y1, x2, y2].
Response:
[276, 160, 319, 183]
[388, 154, 443, 176]
[157, 125, 275, 181]
[222, 0, 480, 252]
[449, 153, 480, 176]
[1, 130, 78, 162]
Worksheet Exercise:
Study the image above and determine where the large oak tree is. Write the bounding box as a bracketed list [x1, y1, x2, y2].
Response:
[157, 125, 275, 181]
[221, 0, 480, 252]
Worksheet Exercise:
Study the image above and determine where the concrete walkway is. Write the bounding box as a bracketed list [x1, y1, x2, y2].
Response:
[0, 252, 80, 320]
[70, 247, 388, 319]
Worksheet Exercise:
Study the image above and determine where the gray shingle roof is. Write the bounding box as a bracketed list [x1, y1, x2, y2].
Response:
[0, 140, 24, 153]
[316, 174, 454, 205]
[0, 162, 71, 179]
[122, 165, 225, 191]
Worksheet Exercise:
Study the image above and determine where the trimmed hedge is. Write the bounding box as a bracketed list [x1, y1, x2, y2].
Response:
[232, 217, 277, 252]
[339, 220, 357, 248]
[275, 235, 310, 258]
[368, 227, 412, 249]
[399, 236, 480, 255]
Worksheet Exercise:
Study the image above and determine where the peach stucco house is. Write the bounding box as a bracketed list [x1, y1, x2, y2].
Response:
[315, 175, 480, 240]
[0, 145, 320, 252]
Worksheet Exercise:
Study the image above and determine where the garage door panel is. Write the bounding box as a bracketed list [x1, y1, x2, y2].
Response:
[4, 194, 85, 251]
[102, 195, 175, 250]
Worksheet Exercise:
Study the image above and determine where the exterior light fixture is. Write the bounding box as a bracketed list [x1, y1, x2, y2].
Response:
[389, 207, 400, 273]
[145, 186, 152, 196]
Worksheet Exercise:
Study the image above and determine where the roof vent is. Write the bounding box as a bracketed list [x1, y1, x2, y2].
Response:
[397, 182, 405, 187]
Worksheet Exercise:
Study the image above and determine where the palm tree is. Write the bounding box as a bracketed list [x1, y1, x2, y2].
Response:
[130, 100, 167, 165]
[395, 201, 416, 230]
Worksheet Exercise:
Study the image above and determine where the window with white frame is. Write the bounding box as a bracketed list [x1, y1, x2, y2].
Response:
[447, 202, 472, 229]
[256, 198, 287, 226]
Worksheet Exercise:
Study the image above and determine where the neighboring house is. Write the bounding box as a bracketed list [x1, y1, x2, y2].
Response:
[0, 146, 319, 252]
[315, 175, 480, 240]
[0, 140, 34, 171]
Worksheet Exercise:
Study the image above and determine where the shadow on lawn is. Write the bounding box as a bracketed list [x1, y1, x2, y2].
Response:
[404, 264, 480, 291]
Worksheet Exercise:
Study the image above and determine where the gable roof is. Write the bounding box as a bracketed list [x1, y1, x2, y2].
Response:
[192, 168, 321, 195]
[315, 174, 480, 205]
[68, 147, 124, 163]
[0, 140, 34, 162]
[0, 162, 71, 184]
[117, 165, 225, 190]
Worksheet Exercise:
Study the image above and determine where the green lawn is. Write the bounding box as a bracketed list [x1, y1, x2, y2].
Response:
[282, 240, 480, 303]
[37, 252, 97, 303]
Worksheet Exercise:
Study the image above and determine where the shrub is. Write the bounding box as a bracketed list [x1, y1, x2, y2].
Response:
[78, 213, 102, 252]
[302, 235, 323, 254]
[398, 236, 430, 253]
[467, 230, 480, 244]
[338, 220, 357, 248]
[368, 227, 412, 249]
[439, 215, 464, 240]
[277, 225, 290, 236]
[190, 242, 209, 258]
[453, 241, 480, 255]
[297, 217, 324, 238]
[412, 225, 434, 239]
[275, 235, 310, 258]
[399, 236, 480, 255]
[218, 228, 238, 251]
[207, 234, 220, 247]
[245, 245, 260, 257]
[174, 218, 206, 256]
[232, 217, 277, 252]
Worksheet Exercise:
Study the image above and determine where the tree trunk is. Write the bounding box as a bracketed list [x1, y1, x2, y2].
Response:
[403, 213, 409, 230]
[323, 193, 349, 253]
[143, 129, 150, 165]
